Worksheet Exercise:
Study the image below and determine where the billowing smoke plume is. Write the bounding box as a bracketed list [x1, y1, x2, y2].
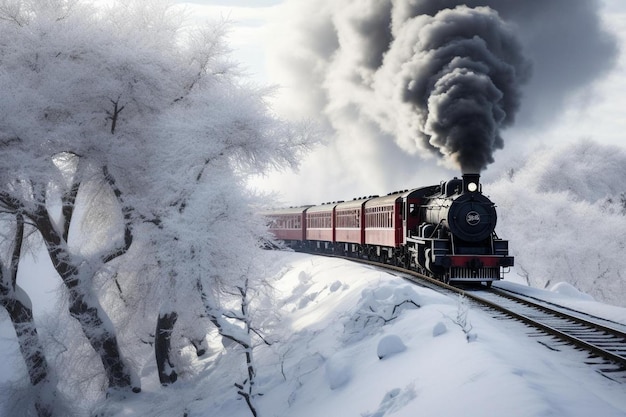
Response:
[377, 5, 530, 173]
[267, 0, 617, 187]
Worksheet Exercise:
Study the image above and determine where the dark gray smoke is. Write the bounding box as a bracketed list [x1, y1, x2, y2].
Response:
[390, 0, 618, 127]
[388, 5, 531, 173]
[267, 0, 617, 196]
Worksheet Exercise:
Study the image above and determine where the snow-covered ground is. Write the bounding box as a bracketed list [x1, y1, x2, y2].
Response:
[156, 253, 626, 417]
[245, 252, 626, 417]
[2, 251, 626, 416]
[194, 252, 626, 416]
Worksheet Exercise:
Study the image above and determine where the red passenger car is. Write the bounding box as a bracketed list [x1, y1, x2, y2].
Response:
[363, 186, 441, 263]
[265, 206, 309, 246]
[334, 198, 369, 254]
[305, 203, 337, 250]
[363, 193, 402, 261]
[364, 194, 402, 248]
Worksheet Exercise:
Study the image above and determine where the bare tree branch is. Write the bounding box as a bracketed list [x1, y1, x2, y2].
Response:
[106, 97, 125, 135]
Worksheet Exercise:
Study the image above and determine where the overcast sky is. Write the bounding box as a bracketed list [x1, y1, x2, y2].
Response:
[178, 0, 626, 205]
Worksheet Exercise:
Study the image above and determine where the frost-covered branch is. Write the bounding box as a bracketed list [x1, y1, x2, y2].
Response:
[9, 212, 24, 285]
[0, 2, 25, 27]
[197, 276, 263, 417]
[100, 165, 133, 264]
[61, 181, 80, 242]
[183, 20, 233, 94]
[354, 299, 420, 329]
[0, 213, 24, 299]
[0, 191, 25, 214]
[447, 294, 476, 342]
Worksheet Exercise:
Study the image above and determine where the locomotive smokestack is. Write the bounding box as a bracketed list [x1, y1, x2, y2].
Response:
[463, 173, 480, 193]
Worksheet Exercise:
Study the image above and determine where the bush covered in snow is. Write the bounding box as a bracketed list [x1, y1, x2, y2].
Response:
[376, 334, 407, 359]
[487, 139, 626, 307]
[343, 285, 421, 343]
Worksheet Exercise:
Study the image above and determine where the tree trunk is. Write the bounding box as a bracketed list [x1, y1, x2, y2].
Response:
[67, 287, 136, 390]
[26, 168, 139, 394]
[0, 213, 53, 416]
[1, 292, 53, 417]
[36, 209, 138, 393]
[3, 294, 49, 385]
[155, 311, 178, 385]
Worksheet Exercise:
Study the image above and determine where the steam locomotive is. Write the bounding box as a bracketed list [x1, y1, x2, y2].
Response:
[264, 174, 513, 286]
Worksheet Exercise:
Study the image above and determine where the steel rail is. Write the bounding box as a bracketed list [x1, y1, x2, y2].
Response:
[465, 288, 626, 368]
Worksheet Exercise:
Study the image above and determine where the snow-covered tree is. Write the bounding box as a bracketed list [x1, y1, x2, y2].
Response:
[488, 139, 626, 307]
[0, 0, 314, 414]
[129, 26, 314, 414]
[0, 0, 144, 400]
[0, 213, 55, 417]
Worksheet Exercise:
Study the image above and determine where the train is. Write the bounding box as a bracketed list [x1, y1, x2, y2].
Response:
[264, 173, 513, 286]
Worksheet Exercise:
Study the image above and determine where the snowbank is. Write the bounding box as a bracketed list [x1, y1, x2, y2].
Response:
[214, 252, 626, 417]
[3, 252, 626, 416]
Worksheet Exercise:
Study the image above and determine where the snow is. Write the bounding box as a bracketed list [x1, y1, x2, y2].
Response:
[376, 334, 406, 359]
[206, 252, 626, 417]
[1, 1, 625, 415]
[495, 280, 626, 325]
[549, 282, 595, 301]
[2, 251, 626, 416]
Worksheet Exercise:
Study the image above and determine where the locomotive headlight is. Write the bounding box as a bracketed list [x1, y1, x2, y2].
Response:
[467, 182, 478, 192]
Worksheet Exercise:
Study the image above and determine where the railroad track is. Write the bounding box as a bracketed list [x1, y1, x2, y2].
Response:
[330, 254, 626, 381]
[467, 286, 626, 379]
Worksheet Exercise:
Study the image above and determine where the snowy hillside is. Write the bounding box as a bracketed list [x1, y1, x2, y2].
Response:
[103, 252, 626, 416]
[3, 251, 626, 416]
